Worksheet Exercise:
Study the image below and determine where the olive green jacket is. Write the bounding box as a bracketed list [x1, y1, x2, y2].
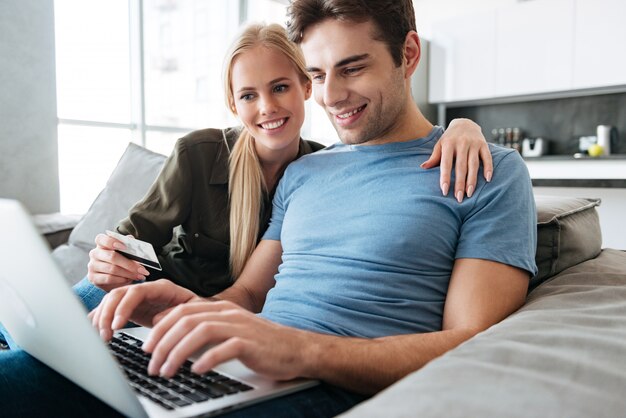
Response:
[117, 127, 324, 296]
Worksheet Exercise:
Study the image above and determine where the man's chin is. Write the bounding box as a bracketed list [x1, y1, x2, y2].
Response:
[335, 128, 366, 145]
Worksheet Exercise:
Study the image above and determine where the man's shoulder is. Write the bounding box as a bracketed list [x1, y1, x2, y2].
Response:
[487, 144, 527, 174]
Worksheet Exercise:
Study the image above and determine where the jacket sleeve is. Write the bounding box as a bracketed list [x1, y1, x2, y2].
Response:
[116, 139, 193, 253]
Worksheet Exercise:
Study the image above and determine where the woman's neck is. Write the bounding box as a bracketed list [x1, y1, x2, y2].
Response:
[255, 138, 301, 192]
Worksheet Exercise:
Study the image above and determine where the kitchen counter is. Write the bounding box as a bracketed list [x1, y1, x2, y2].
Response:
[523, 156, 626, 188]
[524, 154, 626, 161]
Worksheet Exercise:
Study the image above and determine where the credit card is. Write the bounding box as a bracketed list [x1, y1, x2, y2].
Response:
[105, 230, 162, 271]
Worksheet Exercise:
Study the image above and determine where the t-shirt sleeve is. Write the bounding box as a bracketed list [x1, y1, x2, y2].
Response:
[455, 150, 538, 276]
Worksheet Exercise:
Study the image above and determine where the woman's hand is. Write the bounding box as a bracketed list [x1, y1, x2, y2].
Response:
[87, 233, 150, 292]
[421, 118, 493, 202]
[89, 279, 200, 341]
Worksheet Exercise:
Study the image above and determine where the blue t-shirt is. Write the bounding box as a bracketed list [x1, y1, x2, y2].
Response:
[260, 127, 537, 338]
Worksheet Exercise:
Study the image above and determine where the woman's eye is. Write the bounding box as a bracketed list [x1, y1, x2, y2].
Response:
[240, 93, 254, 101]
[273, 84, 288, 93]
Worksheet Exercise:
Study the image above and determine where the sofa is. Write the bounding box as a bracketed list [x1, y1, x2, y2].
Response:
[38, 143, 626, 417]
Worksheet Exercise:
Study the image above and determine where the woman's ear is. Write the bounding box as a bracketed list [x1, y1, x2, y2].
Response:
[304, 80, 312, 100]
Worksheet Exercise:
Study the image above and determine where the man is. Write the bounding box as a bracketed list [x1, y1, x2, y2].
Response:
[92, 0, 536, 411]
[1, 0, 537, 416]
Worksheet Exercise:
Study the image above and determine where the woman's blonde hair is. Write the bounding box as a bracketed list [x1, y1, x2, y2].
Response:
[224, 23, 310, 279]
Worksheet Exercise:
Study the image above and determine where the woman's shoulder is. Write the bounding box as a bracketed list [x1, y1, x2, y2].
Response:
[303, 139, 326, 154]
[177, 127, 242, 150]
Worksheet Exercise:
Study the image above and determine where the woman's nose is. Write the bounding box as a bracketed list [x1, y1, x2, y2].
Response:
[259, 94, 278, 115]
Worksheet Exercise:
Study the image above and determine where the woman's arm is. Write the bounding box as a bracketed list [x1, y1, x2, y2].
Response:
[421, 118, 493, 202]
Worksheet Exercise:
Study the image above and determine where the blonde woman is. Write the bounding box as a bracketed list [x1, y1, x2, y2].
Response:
[75, 22, 493, 311]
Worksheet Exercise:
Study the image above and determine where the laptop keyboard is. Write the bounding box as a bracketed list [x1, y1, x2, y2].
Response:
[109, 332, 253, 410]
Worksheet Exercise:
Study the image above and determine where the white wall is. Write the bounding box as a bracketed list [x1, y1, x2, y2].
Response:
[0, 0, 59, 214]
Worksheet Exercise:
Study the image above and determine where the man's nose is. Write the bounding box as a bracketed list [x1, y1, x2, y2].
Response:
[322, 75, 349, 108]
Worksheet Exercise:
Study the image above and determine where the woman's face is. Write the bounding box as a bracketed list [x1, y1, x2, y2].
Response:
[231, 45, 311, 158]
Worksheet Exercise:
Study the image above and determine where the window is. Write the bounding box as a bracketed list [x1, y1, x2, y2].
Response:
[55, 0, 335, 214]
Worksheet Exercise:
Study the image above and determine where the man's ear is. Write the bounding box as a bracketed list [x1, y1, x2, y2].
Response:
[403, 31, 421, 79]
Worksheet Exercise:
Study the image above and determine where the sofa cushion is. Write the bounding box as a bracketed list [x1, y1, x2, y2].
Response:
[532, 195, 602, 290]
[341, 249, 626, 418]
[52, 143, 166, 284]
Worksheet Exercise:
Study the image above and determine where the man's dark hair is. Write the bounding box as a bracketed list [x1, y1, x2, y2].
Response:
[287, 0, 416, 67]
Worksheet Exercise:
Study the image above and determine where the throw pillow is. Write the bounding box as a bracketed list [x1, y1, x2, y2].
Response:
[52, 143, 166, 284]
[532, 195, 602, 290]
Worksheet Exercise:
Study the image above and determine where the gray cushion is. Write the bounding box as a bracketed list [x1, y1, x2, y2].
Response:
[52, 143, 166, 284]
[532, 195, 602, 290]
[341, 249, 626, 418]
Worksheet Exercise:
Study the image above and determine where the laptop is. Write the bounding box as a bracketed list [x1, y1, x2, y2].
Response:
[0, 199, 318, 417]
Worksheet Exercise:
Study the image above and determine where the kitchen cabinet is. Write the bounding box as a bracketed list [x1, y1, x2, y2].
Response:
[495, 0, 574, 97]
[428, 10, 496, 103]
[428, 0, 626, 104]
[573, 0, 626, 89]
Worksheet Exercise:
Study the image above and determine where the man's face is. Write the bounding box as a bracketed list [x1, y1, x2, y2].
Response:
[300, 19, 408, 145]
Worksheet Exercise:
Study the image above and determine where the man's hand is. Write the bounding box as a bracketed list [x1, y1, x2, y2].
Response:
[89, 279, 199, 341]
[421, 118, 493, 203]
[141, 300, 311, 381]
[87, 233, 150, 292]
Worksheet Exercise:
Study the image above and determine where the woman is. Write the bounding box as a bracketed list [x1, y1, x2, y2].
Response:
[76, 23, 493, 313]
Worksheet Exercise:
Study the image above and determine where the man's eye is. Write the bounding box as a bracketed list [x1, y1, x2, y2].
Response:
[344, 66, 363, 75]
[311, 74, 325, 83]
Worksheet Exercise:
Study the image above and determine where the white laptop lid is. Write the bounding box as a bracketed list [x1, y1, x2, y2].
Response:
[0, 199, 147, 417]
[0, 199, 317, 417]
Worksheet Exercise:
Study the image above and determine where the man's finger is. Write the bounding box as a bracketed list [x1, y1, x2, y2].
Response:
[192, 337, 247, 376]
[144, 301, 231, 352]
[152, 316, 236, 377]
[97, 288, 128, 340]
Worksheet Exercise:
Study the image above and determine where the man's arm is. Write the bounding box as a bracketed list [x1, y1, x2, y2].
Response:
[300, 259, 529, 394]
[142, 258, 529, 394]
[210, 240, 282, 312]
[90, 240, 282, 339]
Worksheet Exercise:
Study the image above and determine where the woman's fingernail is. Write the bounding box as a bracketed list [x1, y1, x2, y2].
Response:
[441, 183, 449, 196]
[113, 242, 125, 250]
[467, 185, 474, 198]
[456, 191, 463, 203]
[486, 171, 492, 182]
[139, 267, 150, 276]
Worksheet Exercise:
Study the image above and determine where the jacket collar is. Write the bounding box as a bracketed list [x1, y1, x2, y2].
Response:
[210, 126, 312, 185]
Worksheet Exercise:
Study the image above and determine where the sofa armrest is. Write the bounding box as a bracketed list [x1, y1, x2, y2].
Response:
[32, 213, 82, 249]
